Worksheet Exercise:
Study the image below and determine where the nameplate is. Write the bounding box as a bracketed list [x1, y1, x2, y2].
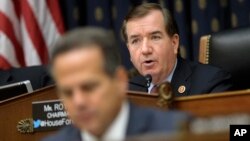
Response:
[32, 99, 72, 131]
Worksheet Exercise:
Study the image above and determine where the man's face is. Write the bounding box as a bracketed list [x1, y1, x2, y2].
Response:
[126, 10, 179, 83]
[52, 46, 127, 136]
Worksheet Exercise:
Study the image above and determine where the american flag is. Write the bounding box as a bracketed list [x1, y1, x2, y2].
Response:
[0, 0, 64, 70]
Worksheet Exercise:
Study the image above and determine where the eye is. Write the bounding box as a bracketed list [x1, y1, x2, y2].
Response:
[131, 39, 139, 44]
[59, 88, 73, 99]
[151, 35, 161, 40]
[80, 81, 100, 93]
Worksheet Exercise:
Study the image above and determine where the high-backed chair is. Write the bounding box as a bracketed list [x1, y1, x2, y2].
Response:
[199, 27, 250, 90]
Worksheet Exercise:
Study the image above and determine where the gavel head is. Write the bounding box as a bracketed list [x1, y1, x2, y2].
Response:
[158, 82, 173, 99]
[157, 82, 174, 108]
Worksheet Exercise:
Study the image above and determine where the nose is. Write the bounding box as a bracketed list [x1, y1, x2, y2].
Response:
[141, 38, 152, 55]
[72, 89, 86, 107]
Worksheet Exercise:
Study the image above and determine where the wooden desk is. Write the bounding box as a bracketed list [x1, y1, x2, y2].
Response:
[1, 85, 250, 141]
[174, 90, 250, 117]
[0, 86, 57, 141]
[129, 89, 250, 117]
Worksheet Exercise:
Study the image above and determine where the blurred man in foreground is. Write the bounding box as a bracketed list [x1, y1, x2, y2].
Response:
[122, 3, 232, 96]
[42, 27, 190, 141]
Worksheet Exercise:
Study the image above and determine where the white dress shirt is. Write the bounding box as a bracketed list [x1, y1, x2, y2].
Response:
[81, 101, 129, 141]
[148, 59, 177, 93]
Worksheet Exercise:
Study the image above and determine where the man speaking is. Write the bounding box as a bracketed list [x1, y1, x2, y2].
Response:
[122, 3, 232, 96]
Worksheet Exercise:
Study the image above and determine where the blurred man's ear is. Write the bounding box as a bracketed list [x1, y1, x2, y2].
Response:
[114, 66, 128, 96]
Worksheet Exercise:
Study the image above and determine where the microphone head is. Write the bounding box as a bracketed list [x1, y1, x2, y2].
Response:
[145, 74, 152, 88]
[145, 74, 152, 82]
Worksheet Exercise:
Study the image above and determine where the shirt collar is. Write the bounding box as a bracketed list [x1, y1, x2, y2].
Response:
[148, 59, 178, 93]
[81, 101, 130, 141]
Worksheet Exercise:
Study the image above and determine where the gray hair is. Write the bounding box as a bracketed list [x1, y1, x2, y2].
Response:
[121, 3, 179, 42]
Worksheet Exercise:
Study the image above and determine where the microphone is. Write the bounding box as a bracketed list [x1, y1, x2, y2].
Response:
[145, 74, 152, 88]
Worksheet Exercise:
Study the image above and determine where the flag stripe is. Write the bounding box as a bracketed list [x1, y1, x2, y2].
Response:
[20, 0, 49, 64]
[0, 55, 12, 70]
[20, 18, 41, 66]
[0, 0, 21, 43]
[46, 0, 64, 34]
[0, 0, 64, 69]
[0, 32, 20, 67]
[28, 0, 61, 58]
[12, 0, 20, 21]
[0, 11, 25, 66]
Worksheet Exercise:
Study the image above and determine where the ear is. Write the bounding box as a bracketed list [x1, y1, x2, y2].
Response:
[172, 34, 179, 55]
[114, 66, 128, 97]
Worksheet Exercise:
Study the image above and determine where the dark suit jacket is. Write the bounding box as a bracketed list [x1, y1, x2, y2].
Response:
[129, 57, 232, 96]
[41, 103, 190, 141]
[0, 65, 53, 90]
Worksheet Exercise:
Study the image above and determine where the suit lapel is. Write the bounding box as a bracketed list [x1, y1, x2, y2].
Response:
[171, 57, 192, 96]
[70, 104, 148, 140]
[128, 58, 193, 96]
[66, 125, 82, 141]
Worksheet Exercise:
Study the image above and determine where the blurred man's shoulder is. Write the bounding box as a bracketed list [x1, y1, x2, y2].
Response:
[41, 125, 80, 141]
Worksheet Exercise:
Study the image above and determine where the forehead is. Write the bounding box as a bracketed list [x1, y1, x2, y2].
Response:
[126, 10, 165, 36]
[52, 46, 105, 79]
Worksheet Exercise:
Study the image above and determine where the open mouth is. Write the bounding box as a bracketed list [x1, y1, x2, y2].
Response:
[145, 60, 153, 63]
[143, 60, 155, 67]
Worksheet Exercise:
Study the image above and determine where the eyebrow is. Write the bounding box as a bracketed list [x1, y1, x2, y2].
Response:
[128, 34, 140, 40]
[129, 31, 163, 39]
[150, 31, 163, 35]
